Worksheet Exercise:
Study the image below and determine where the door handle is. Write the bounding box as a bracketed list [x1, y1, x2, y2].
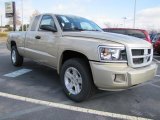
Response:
[35, 36, 41, 39]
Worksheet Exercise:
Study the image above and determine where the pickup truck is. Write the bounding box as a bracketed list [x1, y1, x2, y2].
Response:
[6, 14, 158, 102]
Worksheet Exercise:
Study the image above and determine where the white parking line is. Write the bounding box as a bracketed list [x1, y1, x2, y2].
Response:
[149, 83, 160, 89]
[153, 58, 160, 64]
[156, 75, 160, 77]
[0, 92, 151, 120]
[0, 106, 49, 120]
[3, 69, 32, 77]
[153, 55, 160, 57]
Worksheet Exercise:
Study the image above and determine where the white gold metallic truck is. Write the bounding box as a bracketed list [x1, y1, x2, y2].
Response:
[6, 14, 158, 102]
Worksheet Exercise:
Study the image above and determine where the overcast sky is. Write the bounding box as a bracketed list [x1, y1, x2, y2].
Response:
[0, 0, 160, 30]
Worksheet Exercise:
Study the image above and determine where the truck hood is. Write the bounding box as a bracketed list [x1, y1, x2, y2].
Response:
[62, 31, 152, 48]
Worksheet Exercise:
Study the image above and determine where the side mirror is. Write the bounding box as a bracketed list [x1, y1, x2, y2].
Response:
[40, 25, 57, 32]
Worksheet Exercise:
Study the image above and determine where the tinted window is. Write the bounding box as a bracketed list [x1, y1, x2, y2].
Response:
[126, 30, 146, 39]
[30, 15, 40, 31]
[108, 29, 126, 35]
[39, 15, 56, 28]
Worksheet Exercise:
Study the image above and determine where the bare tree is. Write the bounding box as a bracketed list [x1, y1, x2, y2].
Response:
[30, 10, 40, 22]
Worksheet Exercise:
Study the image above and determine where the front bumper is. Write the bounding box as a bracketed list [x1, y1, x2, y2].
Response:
[90, 61, 158, 90]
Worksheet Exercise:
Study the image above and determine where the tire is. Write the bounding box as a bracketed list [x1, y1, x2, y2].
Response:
[60, 58, 95, 102]
[11, 46, 23, 67]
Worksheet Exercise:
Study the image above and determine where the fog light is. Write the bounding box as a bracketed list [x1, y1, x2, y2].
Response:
[114, 74, 126, 83]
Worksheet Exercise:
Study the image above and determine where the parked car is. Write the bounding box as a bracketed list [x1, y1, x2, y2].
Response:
[153, 33, 160, 54]
[152, 33, 160, 43]
[103, 28, 151, 43]
[6, 14, 157, 102]
[150, 33, 157, 42]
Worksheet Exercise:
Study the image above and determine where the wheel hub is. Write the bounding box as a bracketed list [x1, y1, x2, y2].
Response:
[12, 50, 16, 63]
[64, 67, 82, 95]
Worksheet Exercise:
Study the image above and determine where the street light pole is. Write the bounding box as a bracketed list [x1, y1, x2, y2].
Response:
[21, 0, 24, 31]
[133, 0, 136, 28]
[123, 17, 127, 28]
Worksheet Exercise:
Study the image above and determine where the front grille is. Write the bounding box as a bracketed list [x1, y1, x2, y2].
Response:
[128, 48, 153, 68]
[133, 58, 143, 64]
[132, 49, 144, 56]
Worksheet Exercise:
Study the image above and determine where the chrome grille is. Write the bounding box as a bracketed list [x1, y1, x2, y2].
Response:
[133, 58, 143, 64]
[128, 48, 153, 68]
[132, 49, 144, 56]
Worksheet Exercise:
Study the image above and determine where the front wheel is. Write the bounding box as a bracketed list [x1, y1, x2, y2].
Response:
[11, 46, 23, 67]
[60, 58, 95, 102]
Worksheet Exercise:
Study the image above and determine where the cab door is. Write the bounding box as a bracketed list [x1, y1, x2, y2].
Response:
[24, 15, 41, 60]
[34, 15, 59, 67]
[25, 15, 59, 68]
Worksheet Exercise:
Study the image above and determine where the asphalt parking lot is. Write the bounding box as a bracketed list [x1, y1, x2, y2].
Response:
[0, 41, 160, 120]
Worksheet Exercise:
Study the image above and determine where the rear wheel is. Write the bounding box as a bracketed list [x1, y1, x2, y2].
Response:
[60, 58, 95, 102]
[11, 46, 23, 66]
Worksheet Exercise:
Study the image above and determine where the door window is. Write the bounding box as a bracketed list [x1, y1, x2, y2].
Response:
[30, 15, 40, 31]
[39, 15, 56, 29]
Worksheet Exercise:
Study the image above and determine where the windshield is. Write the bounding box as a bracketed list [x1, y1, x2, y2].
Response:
[125, 30, 146, 39]
[56, 15, 102, 32]
[105, 29, 146, 40]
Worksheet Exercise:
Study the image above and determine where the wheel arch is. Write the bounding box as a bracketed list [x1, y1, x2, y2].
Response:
[58, 50, 91, 74]
[11, 40, 17, 48]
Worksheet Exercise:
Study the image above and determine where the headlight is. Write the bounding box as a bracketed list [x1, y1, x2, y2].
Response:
[98, 46, 127, 62]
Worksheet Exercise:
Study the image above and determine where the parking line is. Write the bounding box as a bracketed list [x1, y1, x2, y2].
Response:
[156, 75, 160, 77]
[149, 83, 160, 89]
[153, 58, 160, 64]
[3, 69, 32, 77]
[0, 92, 151, 120]
[153, 55, 160, 57]
[0, 106, 49, 120]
